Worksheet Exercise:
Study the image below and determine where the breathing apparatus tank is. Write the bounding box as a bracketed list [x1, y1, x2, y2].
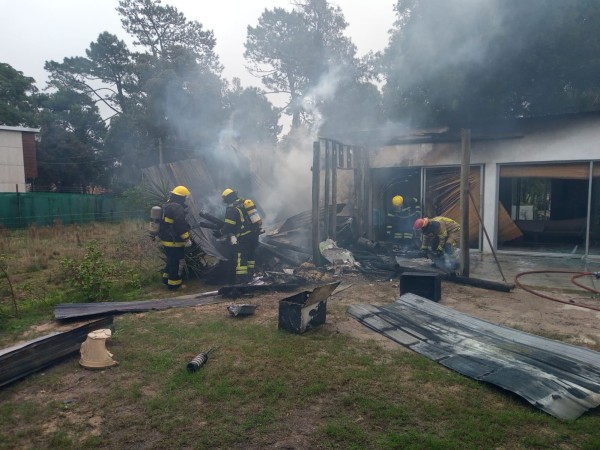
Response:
[149, 205, 163, 237]
[243, 199, 262, 226]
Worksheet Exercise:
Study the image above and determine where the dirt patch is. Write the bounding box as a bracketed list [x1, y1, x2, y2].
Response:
[3, 271, 600, 445]
[201, 272, 600, 350]
[14, 272, 600, 351]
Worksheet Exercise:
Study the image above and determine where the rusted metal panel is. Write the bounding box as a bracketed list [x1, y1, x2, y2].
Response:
[21, 132, 37, 179]
[348, 293, 600, 420]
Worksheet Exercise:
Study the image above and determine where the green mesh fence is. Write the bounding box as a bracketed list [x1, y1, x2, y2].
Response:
[0, 193, 144, 229]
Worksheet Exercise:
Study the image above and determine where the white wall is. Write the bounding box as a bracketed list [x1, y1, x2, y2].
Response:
[0, 130, 26, 192]
[369, 115, 600, 253]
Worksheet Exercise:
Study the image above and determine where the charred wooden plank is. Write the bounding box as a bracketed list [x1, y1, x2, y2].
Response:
[0, 317, 113, 388]
[54, 292, 222, 321]
[395, 261, 514, 292]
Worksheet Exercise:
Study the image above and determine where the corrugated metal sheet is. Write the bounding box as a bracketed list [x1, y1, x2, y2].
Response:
[348, 293, 600, 420]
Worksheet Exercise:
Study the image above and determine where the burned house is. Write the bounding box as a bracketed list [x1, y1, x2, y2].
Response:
[315, 111, 600, 258]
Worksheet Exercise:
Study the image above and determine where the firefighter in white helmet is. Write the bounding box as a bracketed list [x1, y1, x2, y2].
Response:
[158, 186, 192, 290]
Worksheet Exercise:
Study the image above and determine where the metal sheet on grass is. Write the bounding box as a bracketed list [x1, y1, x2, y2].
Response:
[347, 293, 600, 420]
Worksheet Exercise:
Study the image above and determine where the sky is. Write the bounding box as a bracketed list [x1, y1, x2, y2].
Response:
[0, 0, 397, 92]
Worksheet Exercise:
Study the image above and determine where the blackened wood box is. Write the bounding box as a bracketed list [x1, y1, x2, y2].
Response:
[278, 282, 340, 334]
[400, 272, 441, 302]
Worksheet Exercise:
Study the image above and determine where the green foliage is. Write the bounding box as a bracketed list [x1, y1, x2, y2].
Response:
[225, 78, 281, 147]
[35, 88, 109, 192]
[0, 62, 39, 127]
[381, 0, 600, 125]
[121, 178, 170, 215]
[244, 0, 360, 128]
[117, 0, 220, 69]
[61, 240, 140, 301]
[0, 254, 18, 318]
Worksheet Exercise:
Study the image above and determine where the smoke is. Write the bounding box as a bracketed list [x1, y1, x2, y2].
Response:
[254, 128, 316, 224]
[386, 0, 563, 108]
[301, 65, 345, 133]
[254, 66, 352, 223]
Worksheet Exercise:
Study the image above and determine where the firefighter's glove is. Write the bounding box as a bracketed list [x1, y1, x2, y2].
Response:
[229, 235, 238, 245]
[212, 230, 222, 238]
[184, 239, 192, 248]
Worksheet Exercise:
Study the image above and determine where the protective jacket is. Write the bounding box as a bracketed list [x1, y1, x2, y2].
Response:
[421, 216, 461, 253]
[159, 201, 191, 247]
[386, 197, 421, 241]
[220, 202, 252, 239]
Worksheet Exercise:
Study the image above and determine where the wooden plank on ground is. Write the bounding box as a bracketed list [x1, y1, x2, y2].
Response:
[0, 317, 114, 388]
[54, 291, 223, 321]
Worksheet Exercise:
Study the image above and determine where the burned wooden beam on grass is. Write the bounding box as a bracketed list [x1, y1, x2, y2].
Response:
[0, 317, 114, 388]
[218, 272, 307, 299]
[394, 258, 515, 292]
[54, 291, 223, 321]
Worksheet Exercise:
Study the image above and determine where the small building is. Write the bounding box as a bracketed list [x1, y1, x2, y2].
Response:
[0, 125, 39, 192]
[315, 111, 600, 258]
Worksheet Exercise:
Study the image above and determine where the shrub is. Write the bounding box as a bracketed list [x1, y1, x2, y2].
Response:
[61, 240, 140, 302]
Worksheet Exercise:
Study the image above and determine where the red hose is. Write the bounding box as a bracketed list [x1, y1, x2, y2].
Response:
[514, 270, 600, 312]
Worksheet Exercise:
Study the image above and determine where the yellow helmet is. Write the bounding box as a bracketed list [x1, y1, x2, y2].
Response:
[243, 199, 255, 209]
[221, 188, 238, 204]
[171, 186, 190, 197]
[392, 195, 404, 207]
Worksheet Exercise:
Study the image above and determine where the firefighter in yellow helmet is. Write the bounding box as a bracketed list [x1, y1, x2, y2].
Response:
[386, 194, 421, 248]
[239, 198, 262, 278]
[158, 186, 192, 290]
[413, 216, 461, 270]
[219, 188, 254, 284]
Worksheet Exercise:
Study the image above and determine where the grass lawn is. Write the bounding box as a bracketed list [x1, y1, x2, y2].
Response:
[0, 221, 599, 449]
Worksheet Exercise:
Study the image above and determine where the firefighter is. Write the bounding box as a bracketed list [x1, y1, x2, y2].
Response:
[158, 186, 192, 290]
[386, 195, 421, 247]
[413, 216, 461, 270]
[238, 198, 262, 278]
[219, 188, 253, 284]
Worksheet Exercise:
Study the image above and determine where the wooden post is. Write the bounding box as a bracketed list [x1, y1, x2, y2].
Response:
[312, 141, 322, 266]
[331, 143, 338, 240]
[158, 137, 164, 165]
[355, 146, 370, 238]
[460, 129, 471, 277]
[323, 141, 331, 238]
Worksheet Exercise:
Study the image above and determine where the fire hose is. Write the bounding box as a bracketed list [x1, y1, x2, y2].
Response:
[514, 270, 600, 312]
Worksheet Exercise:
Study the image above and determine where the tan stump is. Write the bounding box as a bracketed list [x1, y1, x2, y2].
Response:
[79, 329, 118, 369]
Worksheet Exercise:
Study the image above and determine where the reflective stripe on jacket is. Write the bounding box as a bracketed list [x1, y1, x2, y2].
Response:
[421, 216, 461, 251]
[221, 205, 252, 238]
[159, 201, 190, 247]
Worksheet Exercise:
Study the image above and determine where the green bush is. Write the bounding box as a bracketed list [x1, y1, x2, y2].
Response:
[61, 241, 140, 301]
